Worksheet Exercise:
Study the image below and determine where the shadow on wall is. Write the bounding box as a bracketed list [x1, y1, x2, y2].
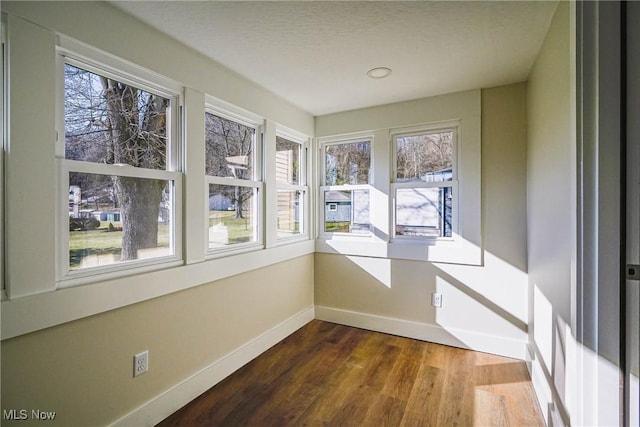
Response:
[317, 243, 626, 426]
[315, 245, 527, 355]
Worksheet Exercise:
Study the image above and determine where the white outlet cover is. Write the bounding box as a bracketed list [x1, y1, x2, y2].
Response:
[431, 292, 443, 308]
[133, 350, 149, 377]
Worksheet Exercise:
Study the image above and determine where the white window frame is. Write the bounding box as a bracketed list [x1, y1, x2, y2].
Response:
[0, 14, 6, 298]
[204, 99, 264, 256]
[55, 43, 184, 287]
[319, 135, 374, 238]
[275, 126, 309, 243]
[390, 124, 459, 241]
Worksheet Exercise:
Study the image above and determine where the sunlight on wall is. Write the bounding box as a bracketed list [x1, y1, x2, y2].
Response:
[632, 374, 639, 426]
[534, 285, 554, 369]
[345, 255, 391, 288]
[434, 274, 526, 337]
[553, 315, 568, 405]
[435, 251, 528, 323]
[429, 250, 529, 359]
[530, 288, 622, 427]
[564, 320, 578, 423]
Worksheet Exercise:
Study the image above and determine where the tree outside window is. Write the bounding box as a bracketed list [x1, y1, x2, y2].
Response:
[63, 63, 178, 270]
[393, 130, 455, 238]
[321, 140, 371, 235]
[205, 112, 260, 249]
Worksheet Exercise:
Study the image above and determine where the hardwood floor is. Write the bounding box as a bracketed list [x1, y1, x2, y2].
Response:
[157, 320, 544, 426]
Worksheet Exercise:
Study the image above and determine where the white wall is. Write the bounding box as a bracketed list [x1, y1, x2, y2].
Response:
[526, 3, 575, 423]
[0, 1, 315, 335]
[1, 2, 315, 425]
[315, 83, 529, 360]
[527, 2, 622, 426]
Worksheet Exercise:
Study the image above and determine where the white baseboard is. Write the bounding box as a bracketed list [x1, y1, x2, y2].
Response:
[315, 305, 528, 360]
[109, 306, 315, 427]
[528, 342, 568, 427]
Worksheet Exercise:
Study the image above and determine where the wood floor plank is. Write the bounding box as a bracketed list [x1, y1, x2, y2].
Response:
[157, 320, 544, 427]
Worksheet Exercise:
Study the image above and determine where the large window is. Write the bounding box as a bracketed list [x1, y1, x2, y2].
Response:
[392, 129, 456, 238]
[205, 110, 262, 251]
[60, 60, 181, 278]
[276, 133, 307, 240]
[320, 139, 371, 235]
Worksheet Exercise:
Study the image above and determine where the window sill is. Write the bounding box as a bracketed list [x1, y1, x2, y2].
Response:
[1, 240, 315, 340]
[315, 236, 482, 265]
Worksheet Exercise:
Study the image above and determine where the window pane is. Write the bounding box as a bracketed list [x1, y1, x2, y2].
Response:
[208, 184, 256, 248]
[396, 131, 453, 182]
[395, 187, 452, 237]
[69, 173, 173, 270]
[64, 64, 169, 170]
[277, 190, 303, 238]
[276, 136, 300, 185]
[325, 141, 370, 185]
[324, 189, 370, 234]
[205, 113, 255, 179]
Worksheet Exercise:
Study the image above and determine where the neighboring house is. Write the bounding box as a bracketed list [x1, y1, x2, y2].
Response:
[396, 168, 453, 237]
[208, 193, 233, 211]
[324, 190, 351, 222]
[325, 190, 370, 232]
[97, 211, 121, 222]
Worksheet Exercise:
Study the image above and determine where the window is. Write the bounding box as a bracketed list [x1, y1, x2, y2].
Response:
[59, 60, 182, 279]
[392, 129, 456, 238]
[320, 139, 371, 235]
[205, 110, 262, 251]
[276, 133, 307, 240]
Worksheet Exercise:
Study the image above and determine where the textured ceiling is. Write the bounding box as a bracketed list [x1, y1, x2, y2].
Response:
[111, 1, 558, 116]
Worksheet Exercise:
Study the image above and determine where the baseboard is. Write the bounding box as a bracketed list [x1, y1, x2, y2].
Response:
[528, 342, 569, 427]
[109, 306, 315, 427]
[315, 305, 528, 360]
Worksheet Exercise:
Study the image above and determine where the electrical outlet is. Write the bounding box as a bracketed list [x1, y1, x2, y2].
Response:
[431, 292, 443, 308]
[133, 350, 149, 377]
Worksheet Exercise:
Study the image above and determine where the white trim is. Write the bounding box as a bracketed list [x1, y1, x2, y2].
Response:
[206, 175, 262, 189]
[528, 343, 569, 427]
[55, 48, 185, 287]
[2, 241, 315, 339]
[314, 90, 481, 265]
[57, 35, 183, 95]
[276, 124, 308, 145]
[61, 159, 182, 180]
[389, 120, 461, 139]
[109, 306, 315, 427]
[314, 305, 528, 360]
[57, 160, 184, 285]
[0, 14, 5, 296]
[317, 131, 376, 145]
[204, 110, 265, 255]
[204, 95, 264, 128]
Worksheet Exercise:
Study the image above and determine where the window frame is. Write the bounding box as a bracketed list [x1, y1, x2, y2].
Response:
[318, 134, 374, 238]
[274, 126, 309, 243]
[0, 14, 6, 298]
[204, 100, 264, 256]
[55, 46, 184, 287]
[390, 124, 459, 241]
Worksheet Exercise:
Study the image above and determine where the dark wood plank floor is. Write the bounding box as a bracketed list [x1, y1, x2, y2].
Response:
[157, 320, 544, 426]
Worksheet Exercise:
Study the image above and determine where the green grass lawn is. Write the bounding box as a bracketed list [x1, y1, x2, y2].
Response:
[69, 211, 264, 267]
[69, 222, 170, 269]
[209, 210, 254, 244]
[324, 221, 350, 233]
